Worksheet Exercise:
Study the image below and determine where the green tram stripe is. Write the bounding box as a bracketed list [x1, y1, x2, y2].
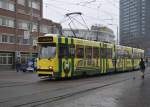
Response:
[100, 43, 102, 74]
[114, 44, 117, 72]
[71, 38, 74, 77]
[103, 58, 105, 73]
[58, 37, 62, 78]
[123, 58, 125, 71]
[65, 37, 69, 57]
[105, 45, 108, 73]
[65, 37, 68, 78]
[102, 46, 104, 73]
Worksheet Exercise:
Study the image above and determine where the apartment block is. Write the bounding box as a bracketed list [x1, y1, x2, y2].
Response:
[0, 0, 61, 69]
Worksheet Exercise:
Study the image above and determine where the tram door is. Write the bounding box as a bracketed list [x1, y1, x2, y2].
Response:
[100, 43, 108, 74]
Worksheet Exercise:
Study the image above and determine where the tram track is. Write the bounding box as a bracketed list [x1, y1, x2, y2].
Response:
[0, 77, 107, 104]
[0, 71, 139, 88]
[13, 78, 132, 107]
[0, 70, 149, 107]
[13, 72, 150, 107]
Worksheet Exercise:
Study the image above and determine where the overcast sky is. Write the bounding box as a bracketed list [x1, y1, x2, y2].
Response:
[43, 0, 119, 38]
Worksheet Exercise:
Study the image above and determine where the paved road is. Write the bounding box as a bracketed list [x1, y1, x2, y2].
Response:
[0, 68, 150, 107]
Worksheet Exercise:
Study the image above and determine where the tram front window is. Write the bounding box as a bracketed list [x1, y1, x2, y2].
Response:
[40, 44, 56, 58]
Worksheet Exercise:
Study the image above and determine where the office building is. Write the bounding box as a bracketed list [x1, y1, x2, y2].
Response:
[120, 0, 150, 56]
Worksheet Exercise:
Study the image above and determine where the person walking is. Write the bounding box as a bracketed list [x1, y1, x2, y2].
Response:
[139, 58, 146, 79]
[145, 58, 149, 67]
[16, 59, 21, 72]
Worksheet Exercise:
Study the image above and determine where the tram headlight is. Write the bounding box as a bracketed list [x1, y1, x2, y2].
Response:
[49, 66, 53, 71]
[37, 66, 41, 69]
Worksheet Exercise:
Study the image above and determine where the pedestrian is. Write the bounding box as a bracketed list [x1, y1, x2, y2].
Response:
[16, 59, 21, 72]
[139, 58, 146, 79]
[145, 58, 149, 67]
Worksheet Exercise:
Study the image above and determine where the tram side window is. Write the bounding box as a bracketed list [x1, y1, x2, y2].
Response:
[141, 53, 144, 58]
[126, 51, 131, 58]
[69, 45, 75, 57]
[85, 46, 92, 58]
[117, 49, 124, 58]
[123, 51, 128, 58]
[133, 52, 138, 59]
[85, 46, 92, 66]
[129, 52, 132, 58]
[93, 47, 99, 58]
[101, 48, 106, 58]
[133, 52, 136, 59]
[107, 48, 112, 58]
[76, 45, 84, 58]
[59, 44, 68, 58]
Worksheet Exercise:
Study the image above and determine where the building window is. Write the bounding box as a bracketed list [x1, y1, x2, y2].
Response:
[19, 37, 30, 45]
[8, 20, 14, 27]
[2, 35, 8, 43]
[32, 1, 40, 10]
[8, 2, 15, 11]
[0, 17, 15, 28]
[28, 1, 40, 10]
[32, 23, 38, 32]
[0, 1, 15, 11]
[40, 25, 55, 34]
[0, 34, 15, 44]
[17, 0, 25, 5]
[40, 25, 48, 33]
[18, 20, 29, 30]
[9, 36, 15, 43]
[2, 18, 7, 26]
[0, 53, 13, 65]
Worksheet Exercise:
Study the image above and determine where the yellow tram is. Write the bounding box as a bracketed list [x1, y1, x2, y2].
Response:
[36, 34, 144, 79]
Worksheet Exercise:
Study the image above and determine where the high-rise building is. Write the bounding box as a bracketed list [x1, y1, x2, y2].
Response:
[0, 0, 61, 69]
[120, 0, 150, 56]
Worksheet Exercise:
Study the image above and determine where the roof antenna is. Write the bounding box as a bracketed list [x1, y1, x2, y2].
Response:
[65, 12, 90, 38]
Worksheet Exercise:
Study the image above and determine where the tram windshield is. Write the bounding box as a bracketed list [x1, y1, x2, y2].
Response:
[39, 44, 56, 58]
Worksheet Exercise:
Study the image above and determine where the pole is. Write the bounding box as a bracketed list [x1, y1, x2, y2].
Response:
[117, 26, 119, 45]
[29, 0, 33, 59]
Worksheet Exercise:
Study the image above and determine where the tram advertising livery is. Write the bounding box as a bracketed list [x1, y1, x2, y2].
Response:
[36, 34, 144, 79]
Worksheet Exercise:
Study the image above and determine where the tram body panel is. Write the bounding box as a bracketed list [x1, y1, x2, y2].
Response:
[36, 35, 144, 79]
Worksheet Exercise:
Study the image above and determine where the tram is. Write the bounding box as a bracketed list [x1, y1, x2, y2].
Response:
[36, 34, 144, 79]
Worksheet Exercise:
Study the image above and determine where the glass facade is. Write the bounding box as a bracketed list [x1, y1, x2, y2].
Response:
[120, 0, 150, 48]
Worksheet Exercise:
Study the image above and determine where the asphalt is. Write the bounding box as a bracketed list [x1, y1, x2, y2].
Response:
[47, 71, 150, 107]
[0, 68, 150, 107]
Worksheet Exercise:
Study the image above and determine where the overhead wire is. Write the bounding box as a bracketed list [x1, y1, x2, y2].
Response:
[44, 0, 119, 28]
[44, 0, 118, 19]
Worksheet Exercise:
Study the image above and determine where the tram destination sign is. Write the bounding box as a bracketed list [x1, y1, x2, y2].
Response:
[38, 37, 53, 42]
